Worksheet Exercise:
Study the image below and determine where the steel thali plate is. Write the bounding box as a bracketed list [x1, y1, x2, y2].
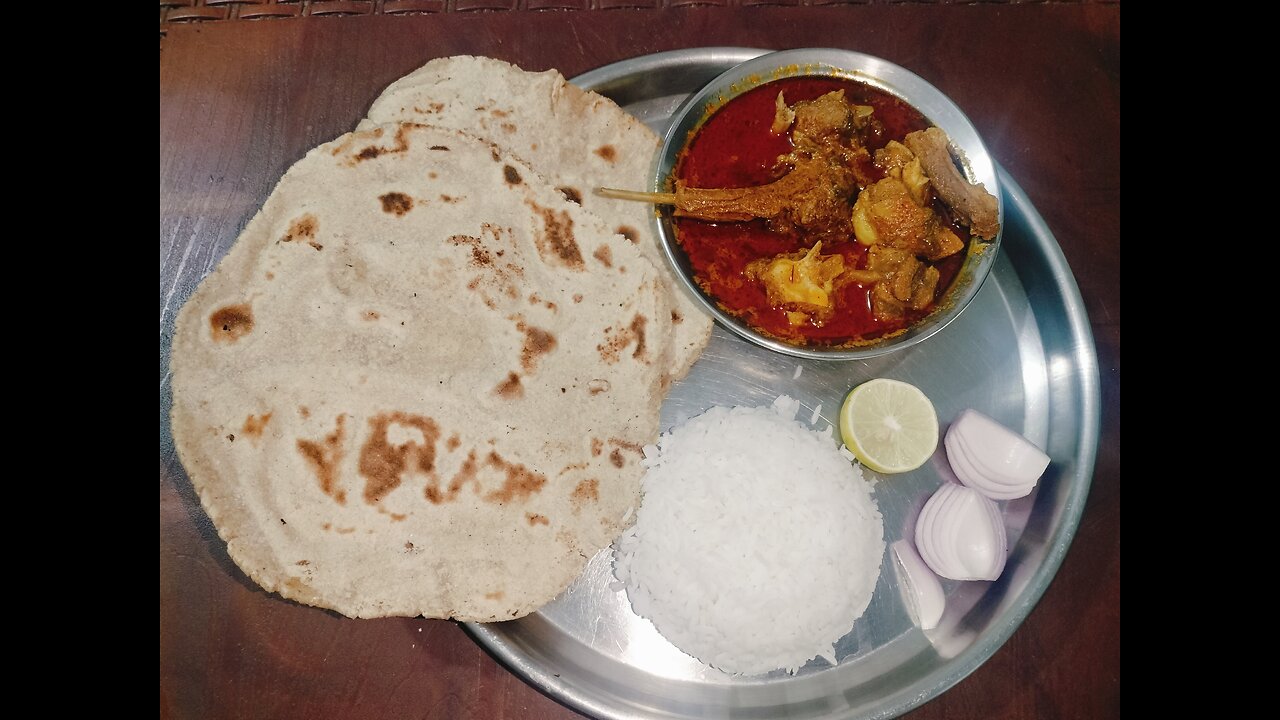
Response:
[466, 48, 1100, 720]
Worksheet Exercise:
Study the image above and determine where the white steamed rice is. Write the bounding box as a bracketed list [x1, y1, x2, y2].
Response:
[613, 396, 885, 675]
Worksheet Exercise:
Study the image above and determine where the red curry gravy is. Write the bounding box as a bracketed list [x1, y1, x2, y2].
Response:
[673, 76, 969, 346]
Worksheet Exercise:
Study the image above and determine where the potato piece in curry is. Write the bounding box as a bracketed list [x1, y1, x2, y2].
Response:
[746, 242, 846, 327]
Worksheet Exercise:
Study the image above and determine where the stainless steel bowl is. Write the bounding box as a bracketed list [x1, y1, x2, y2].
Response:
[652, 48, 1004, 360]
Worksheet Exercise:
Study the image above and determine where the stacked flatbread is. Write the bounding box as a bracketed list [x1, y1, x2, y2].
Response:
[360, 56, 709, 376]
[170, 58, 711, 621]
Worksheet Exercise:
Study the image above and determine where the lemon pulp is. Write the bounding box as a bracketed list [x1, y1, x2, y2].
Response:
[839, 378, 939, 474]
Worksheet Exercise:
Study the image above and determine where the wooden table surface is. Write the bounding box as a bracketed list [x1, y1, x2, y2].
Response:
[159, 4, 1120, 718]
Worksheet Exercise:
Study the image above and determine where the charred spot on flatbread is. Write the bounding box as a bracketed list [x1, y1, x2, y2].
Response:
[630, 315, 648, 359]
[331, 126, 382, 156]
[358, 411, 441, 505]
[209, 303, 253, 343]
[614, 225, 639, 244]
[558, 186, 583, 205]
[596, 313, 649, 364]
[528, 202, 583, 269]
[526, 293, 557, 312]
[483, 451, 547, 504]
[427, 449, 481, 505]
[455, 231, 526, 305]
[571, 478, 600, 511]
[609, 438, 645, 455]
[297, 415, 348, 504]
[592, 245, 613, 268]
[282, 577, 323, 605]
[242, 412, 272, 438]
[595, 145, 617, 163]
[353, 123, 414, 163]
[516, 320, 557, 372]
[282, 214, 321, 250]
[526, 513, 549, 526]
[609, 449, 625, 468]
[503, 165, 522, 186]
[494, 372, 523, 399]
[379, 192, 414, 216]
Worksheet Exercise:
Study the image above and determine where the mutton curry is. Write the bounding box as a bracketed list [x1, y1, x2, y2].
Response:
[665, 76, 1000, 347]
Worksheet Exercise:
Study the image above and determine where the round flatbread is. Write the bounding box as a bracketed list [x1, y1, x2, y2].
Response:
[171, 123, 672, 620]
[360, 55, 712, 379]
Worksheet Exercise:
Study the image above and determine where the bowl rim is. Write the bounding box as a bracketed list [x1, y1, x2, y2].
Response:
[651, 47, 1005, 361]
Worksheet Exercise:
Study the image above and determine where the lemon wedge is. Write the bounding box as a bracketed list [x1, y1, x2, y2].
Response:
[839, 378, 939, 474]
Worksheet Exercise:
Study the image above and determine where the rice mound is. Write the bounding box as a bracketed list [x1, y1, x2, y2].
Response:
[613, 396, 885, 675]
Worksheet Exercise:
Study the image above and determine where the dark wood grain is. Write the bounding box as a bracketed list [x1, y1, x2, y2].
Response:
[160, 6, 1120, 719]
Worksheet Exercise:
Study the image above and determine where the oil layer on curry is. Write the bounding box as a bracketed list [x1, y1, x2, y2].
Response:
[667, 76, 1000, 347]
